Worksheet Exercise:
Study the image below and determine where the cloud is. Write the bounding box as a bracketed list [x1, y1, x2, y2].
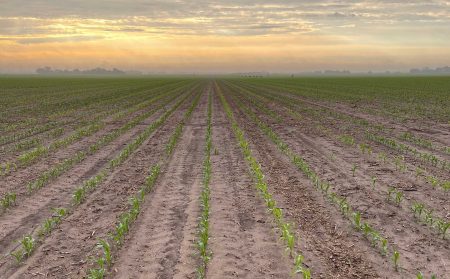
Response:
[0, 0, 449, 72]
[15, 35, 104, 44]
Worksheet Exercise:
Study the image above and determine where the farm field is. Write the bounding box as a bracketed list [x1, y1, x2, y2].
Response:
[0, 76, 449, 279]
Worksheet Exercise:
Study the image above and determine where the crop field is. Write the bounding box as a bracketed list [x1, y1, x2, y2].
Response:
[0, 76, 448, 279]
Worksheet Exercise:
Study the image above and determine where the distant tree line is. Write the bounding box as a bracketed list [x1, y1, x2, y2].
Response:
[36, 66, 134, 75]
[409, 66, 450, 74]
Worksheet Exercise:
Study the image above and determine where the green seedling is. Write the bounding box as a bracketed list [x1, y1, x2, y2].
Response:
[412, 202, 424, 217]
[378, 152, 387, 163]
[416, 272, 424, 279]
[10, 249, 24, 263]
[415, 167, 424, 177]
[293, 254, 304, 274]
[1, 192, 16, 209]
[424, 209, 434, 226]
[39, 218, 54, 236]
[302, 268, 311, 279]
[96, 239, 112, 267]
[393, 250, 400, 271]
[353, 212, 362, 230]
[387, 187, 395, 201]
[16, 234, 35, 259]
[87, 266, 105, 279]
[381, 238, 388, 256]
[436, 220, 450, 238]
[427, 176, 439, 188]
[394, 191, 403, 206]
[363, 223, 372, 237]
[351, 164, 357, 177]
[371, 176, 377, 189]
[72, 187, 85, 205]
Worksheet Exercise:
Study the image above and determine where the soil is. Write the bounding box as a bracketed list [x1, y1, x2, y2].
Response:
[0, 80, 447, 279]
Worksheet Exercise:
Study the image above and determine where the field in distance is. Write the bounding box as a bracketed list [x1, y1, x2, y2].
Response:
[0, 76, 449, 278]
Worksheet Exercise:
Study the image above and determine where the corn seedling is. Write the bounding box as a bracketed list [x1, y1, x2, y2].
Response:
[415, 167, 424, 177]
[378, 152, 387, 163]
[96, 239, 112, 267]
[302, 268, 311, 279]
[436, 220, 450, 238]
[351, 164, 357, 177]
[426, 176, 439, 188]
[339, 135, 355, 146]
[87, 267, 105, 279]
[412, 202, 424, 217]
[394, 191, 403, 206]
[1, 192, 16, 209]
[353, 212, 362, 230]
[381, 238, 388, 256]
[424, 209, 434, 226]
[393, 250, 400, 271]
[371, 176, 377, 189]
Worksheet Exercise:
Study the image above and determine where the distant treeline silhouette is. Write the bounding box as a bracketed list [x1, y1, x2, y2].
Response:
[410, 66, 450, 74]
[36, 66, 127, 75]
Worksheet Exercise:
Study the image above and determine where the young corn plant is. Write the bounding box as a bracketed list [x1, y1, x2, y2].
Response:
[37, 208, 67, 237]
[353, 212, 362, 230]
[97, 239, 112, 267]
[412, 202, 425, 218]
[436, 220, 450, 239]
[351, 164, 357, 177]
[0, 192, 16, 209]
[392, 250, 400, 271]
[11, 234, 36, 263]
[371, 176, 377, 189]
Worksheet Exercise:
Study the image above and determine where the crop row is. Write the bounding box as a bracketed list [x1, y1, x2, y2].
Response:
[217, 84, 311, 278]
[233, 81, 448, 173]
[86, 90, 203, 278]
[228, 86, 442, 277]
[226, 88, 399, 269]
[0, 80, 190, 151]
[7, 87, 200, 267]
[228, 81, 449, 192]
[0, 85, 194, 213]
[196, 90, 212, 278]
[230, 83, 448, 238]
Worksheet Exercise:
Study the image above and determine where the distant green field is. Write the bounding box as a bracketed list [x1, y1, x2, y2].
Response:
[238, 76, 450, 123]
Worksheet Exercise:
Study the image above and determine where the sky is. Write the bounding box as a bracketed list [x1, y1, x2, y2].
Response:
[1, 0, 450, 73]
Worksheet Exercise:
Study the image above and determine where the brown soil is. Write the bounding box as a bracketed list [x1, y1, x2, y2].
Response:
[0, 80, 447, 279]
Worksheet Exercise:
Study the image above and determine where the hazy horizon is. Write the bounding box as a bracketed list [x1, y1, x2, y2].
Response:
[1, 1, 450, 73]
